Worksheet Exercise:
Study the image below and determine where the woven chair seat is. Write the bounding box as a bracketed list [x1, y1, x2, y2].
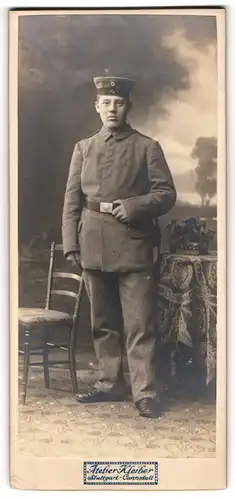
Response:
[19, 307, 73, 326]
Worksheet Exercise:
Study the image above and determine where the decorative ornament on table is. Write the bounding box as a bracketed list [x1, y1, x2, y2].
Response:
[166, 217, 215, 255]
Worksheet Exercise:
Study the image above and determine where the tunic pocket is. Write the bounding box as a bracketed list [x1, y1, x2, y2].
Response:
[128, 227, 147, 239]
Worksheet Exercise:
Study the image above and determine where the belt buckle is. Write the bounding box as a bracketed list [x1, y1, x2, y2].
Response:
[100, 202, 113, 214]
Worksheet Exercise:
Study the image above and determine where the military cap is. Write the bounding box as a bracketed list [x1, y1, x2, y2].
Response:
[93, 76, 135, 98]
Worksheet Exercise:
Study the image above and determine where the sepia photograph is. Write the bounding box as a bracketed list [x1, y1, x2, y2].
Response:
[9, 7, 226, 490]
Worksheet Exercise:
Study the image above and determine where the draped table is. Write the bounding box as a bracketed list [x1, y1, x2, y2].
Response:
[155, 252, 217, 385]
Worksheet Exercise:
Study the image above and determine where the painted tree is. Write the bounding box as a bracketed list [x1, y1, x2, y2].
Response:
[191, 137, 217, 207]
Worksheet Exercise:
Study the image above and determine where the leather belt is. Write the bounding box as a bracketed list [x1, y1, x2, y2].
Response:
[84, 199, 119, 214]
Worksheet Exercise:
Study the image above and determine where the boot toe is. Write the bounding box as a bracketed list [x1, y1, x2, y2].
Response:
[75, 389, 125, 403]
[135, 397, 163, 418]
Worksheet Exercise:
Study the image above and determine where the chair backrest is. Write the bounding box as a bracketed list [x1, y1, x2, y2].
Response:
[45, 242, 84, 328]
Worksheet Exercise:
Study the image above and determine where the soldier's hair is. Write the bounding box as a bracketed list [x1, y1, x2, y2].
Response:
[95, 95, 130, 104]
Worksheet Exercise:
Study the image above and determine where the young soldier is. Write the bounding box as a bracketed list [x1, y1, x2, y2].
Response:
[62, 76, 177, 418]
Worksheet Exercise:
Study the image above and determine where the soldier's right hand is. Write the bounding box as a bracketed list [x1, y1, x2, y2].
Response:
[66, 251, 81, 268]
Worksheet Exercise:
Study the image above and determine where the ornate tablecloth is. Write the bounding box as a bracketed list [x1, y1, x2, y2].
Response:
[155, 253, 217, 384]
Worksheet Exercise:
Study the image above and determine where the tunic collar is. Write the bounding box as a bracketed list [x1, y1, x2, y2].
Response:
[98, 123, 134, 141]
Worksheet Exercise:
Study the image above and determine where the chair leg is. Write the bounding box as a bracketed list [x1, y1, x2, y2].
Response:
[21, 330, 30, 405]
[68, 326, 78, 394]
[43, 341, 50, 389]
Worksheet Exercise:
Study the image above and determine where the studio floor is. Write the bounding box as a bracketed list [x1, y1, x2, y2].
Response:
[17, 349, 216, 460]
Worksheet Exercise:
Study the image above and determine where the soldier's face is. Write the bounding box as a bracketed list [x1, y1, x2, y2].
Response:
[95, 95, 131, 129]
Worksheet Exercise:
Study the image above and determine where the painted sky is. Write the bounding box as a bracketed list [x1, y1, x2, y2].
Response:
[18, 14, 217, 241]
[138, 28, 217, 204]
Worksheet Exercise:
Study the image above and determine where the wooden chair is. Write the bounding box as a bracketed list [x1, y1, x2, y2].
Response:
[18, 242, 84, 404]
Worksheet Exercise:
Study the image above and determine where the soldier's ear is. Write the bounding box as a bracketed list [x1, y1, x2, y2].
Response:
[95, 100, 100, 114]
[127, 100, 132, 113]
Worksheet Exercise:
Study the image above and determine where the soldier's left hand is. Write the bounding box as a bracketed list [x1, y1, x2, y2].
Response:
[112, 200, 129, 223]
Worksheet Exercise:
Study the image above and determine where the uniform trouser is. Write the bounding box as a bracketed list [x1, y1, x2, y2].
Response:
[83, 269, 157, 403]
